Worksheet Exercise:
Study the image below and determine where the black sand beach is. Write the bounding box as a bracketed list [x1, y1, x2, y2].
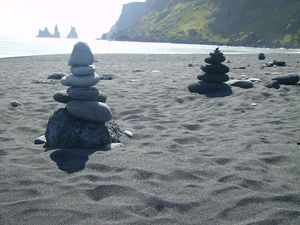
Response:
[0, 53, 299, 225]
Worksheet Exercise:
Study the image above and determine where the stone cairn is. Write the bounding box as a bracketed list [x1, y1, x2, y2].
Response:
[45, 42, 113, 149]
[188, 48, 232, 97]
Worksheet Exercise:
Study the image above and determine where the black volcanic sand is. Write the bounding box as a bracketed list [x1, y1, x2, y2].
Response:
[0, 54, 299, 225]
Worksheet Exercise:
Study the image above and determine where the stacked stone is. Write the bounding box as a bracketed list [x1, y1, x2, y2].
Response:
[45, 42, 113, 149]
[56, 42, 112, 123]
[188, 48, 232, 96]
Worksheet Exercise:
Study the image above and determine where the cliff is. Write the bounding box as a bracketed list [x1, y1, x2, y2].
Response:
[104, 0, 300, 48]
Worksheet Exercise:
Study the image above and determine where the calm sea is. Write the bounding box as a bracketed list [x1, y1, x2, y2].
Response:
[1, 36, 300, 58]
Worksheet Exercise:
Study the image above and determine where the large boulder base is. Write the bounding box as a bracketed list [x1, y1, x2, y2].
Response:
[188, 81, 232, 97]
[45, 108, 111, 149]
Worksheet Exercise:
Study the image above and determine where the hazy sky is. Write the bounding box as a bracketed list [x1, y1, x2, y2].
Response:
[0, 0, 145, 39]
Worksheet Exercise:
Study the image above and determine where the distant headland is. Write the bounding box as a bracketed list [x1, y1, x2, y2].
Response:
[36, 25, 78, 39]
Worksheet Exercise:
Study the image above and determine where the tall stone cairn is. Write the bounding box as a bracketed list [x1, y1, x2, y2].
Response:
[188, 48, 232, 97]
[45, 42, 113, 149]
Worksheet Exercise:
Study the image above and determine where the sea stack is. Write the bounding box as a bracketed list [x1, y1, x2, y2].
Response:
[45, 42, 112, 149]
[188, 48, 232, 97]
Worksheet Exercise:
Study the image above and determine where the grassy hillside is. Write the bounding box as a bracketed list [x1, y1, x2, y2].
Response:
[106, 0, 300, 48]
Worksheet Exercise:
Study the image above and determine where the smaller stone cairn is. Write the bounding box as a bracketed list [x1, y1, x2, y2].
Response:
[45, 42, 113, 149]
[188, 48, 232, 97]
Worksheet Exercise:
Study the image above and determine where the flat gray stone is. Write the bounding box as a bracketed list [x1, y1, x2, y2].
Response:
[67, 100, 112, 123]
[68, 42, 94, 66]
[67, 87, 106, 102]
[71, 65, 95, 76]
[61, 73, 100, 87]
[53, 90, 73, 103]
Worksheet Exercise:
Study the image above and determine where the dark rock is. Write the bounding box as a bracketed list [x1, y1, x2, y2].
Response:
[201, 64, 229, 74]
[45, 108, 111, 149]
[273, 60, 286, 66]
[264, 80, 280, 89]
[204, 55, 226, 64]
[197, 73, 229, 83]
[263, 60, 287, 68]
[99, 74, 114, 80]
[53, 91, 73, 103]
[32, 79, 56, 84]
[272, 74, 299, 85]
[227, 79, 254, 89]
[48, 73, 65, 80]
[10, 101, 23, 107]
[188, 81, 232, 97]
[188, 64, 194, 67]
[258, 53, 265, 60]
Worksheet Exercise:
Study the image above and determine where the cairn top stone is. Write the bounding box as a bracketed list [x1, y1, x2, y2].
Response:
[68, 42, 94, 66]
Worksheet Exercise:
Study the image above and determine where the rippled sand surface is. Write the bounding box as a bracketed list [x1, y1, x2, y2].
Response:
[0, 53, 299, 225]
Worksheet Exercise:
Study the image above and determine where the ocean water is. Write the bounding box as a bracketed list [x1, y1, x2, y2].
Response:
[1, 36, 300, 58]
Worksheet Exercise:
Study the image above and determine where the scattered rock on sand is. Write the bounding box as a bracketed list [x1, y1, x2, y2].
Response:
[123, 130, 133, 138]
[47, 73, 65, 80]
[34, 135, 46, 145]
[32, 79, 56, 84]
[264, 80, 280, 89]
[272, 74, 299, 85]
[258, 53, 265, 60]
[10, 101, 23, 107]
[99, 74, 113, 80]
[227, 79, 254, 89]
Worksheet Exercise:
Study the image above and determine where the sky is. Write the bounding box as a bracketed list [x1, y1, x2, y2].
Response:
[0, 0, 145, 39]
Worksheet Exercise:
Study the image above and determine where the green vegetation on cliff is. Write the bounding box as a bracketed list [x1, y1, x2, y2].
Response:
[105, 0, 300, 48]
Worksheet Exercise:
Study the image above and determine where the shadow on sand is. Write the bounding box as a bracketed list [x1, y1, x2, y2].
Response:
[47, 148, 109, 173]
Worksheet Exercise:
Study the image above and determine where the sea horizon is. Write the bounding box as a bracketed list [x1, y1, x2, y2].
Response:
[1, 35, 300, 58]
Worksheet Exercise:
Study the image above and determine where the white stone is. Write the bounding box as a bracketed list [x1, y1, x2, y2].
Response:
[123, 130, 133, 138]
[71, 65, 95, 76]
[68, 42, 94, 66]
[66, 100, 112, 123]
[61, 73, 100, 87]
